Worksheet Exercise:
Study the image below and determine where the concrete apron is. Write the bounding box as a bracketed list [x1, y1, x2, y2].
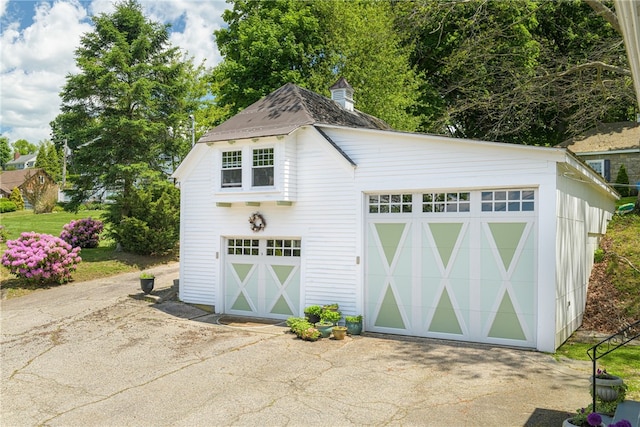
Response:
[2, 267, 591, 426]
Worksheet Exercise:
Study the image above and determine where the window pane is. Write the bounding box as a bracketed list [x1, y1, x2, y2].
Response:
[508, 202, 520, 211]
[222, 169, 242, 187]
[495, 191, 506, 200]
[482, 192, 493, 201]
[508, 191, 520, 200]
[253, 167, 274, 186]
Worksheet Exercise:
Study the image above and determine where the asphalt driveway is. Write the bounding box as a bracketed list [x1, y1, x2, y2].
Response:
[1, 263, 591, 426]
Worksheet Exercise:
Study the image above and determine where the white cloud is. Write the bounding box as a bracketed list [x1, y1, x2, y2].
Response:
[145, 0, 225, 67]
[0, 0, 225, 144]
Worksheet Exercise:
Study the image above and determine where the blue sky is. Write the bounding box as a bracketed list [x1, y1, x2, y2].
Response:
[0, 0, 228, 144]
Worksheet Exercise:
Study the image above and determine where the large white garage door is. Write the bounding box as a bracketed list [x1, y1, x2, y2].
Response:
[366, 189, 537, 348]
[224, 238, 301, 319]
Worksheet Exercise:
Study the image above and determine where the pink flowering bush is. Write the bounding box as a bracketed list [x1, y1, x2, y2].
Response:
[2, 232, 82, 284]
[60, 218, 103, 249]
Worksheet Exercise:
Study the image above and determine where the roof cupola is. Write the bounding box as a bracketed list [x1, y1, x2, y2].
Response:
[329, 77, 354, 112]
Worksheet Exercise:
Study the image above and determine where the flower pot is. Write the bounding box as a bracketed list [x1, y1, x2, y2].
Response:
[562, 418, 605, 427]
[345, 320, 362, 335]
[305, 313, 320, 324]
[140, 278, 155, 294]
[589, 375, 624, 402]
[315, 322, 333, 338]
[332, 326, 347, 340]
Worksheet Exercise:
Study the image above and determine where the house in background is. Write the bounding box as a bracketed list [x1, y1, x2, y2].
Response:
[0, 168, 58, 209]
[558, 121, 640, 195]
[173, 79, 617, 353]
[4, 152, 38, 170]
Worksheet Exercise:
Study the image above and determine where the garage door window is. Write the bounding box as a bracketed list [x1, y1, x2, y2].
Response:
[267, 239, 301, 256]
[369, 194, 412, 213]
[481, 190, 535, 212]
[422, 192, 470, 213]
[228, 239, 259, 255]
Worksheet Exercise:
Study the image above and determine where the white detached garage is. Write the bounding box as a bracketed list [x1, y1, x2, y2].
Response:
[173, 79, 617, 352]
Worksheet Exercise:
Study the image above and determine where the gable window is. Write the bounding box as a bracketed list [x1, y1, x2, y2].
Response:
[222, 150, 242, 188]
[252, 148, 274, 187]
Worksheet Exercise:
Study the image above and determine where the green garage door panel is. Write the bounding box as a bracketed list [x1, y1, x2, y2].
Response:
[366, 206, 536, 348]
[481, 222, 535, 342]
[368, 223, 412, 331]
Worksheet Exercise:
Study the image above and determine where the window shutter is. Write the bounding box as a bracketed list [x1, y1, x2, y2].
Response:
[604, 159, 611, 181]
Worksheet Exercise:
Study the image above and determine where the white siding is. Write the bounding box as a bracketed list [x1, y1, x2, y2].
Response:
[178, 150, 217, 306]
[554, 163, 615, 348]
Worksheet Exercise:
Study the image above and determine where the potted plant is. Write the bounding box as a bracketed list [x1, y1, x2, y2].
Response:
[286, 317, 321, 341]
[589, 369, 626, 402]
[345, 315, 363, 335]
[332, 325, 347, 340]
[139, 272, 155, 294]
[563, 409, 604, 427]
[320, 309, 341, 325]
[322, 303, 339, 312]
[315, 308, 341, 338]
[303, 305, 323, 324]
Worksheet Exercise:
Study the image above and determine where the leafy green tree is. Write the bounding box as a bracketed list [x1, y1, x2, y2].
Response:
[317, 0, 422, 131]
[212, 0, 422, 131]
[0, 136, 11, 169]
[395, 0, 635, 145]
[212, 0, 326, 114]
[52, 0, 202, 225]
[12, 139, 38, 155]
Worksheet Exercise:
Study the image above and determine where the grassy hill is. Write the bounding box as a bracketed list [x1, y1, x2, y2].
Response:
[581, 212, 640, 334]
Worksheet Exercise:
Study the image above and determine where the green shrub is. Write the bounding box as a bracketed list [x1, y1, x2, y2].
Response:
[106, 171, 180, 256]
[286, 317, 320, 341]
[614, 165, 630, 197]
[0, 199, 17, 213]
[9, 187, 24, 210]
[594, 248, 605, 263]
[320, 309, 341, 324]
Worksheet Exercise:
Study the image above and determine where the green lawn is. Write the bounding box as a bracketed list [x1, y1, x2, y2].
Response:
[555, 341, 639, 400]
[1, 209, 177, 298]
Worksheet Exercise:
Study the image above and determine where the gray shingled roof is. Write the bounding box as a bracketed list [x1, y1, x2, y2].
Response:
[558, 122, 640, 153]
[199, 83, 390, 144]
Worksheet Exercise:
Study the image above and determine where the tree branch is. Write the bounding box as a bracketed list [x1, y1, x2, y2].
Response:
[584, 0, 621, 35]
[535, 61, 631, 79]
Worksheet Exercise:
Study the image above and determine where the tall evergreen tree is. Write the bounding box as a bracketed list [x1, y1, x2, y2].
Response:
[35, 141, 61, 182]
[0, 136, 11, 169]
[53, 0, 203, 210]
